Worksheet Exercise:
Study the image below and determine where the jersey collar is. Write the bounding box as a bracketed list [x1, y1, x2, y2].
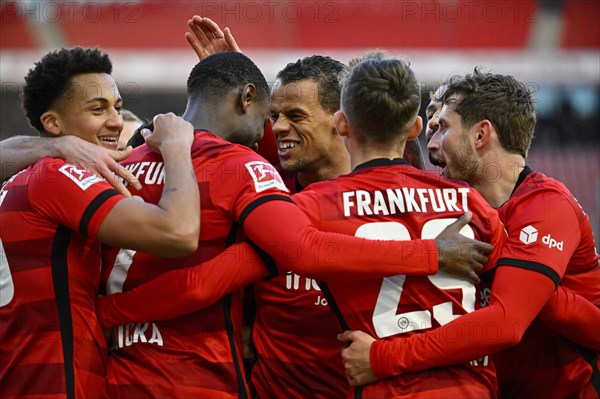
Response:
[353, 158, 410, 172]
[511, 165, 534, 196]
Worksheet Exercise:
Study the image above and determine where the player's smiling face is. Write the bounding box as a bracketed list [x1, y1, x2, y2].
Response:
[55, 73, 123, 150]
[429, 98, 480, 183]
[270, 79, 337, 173]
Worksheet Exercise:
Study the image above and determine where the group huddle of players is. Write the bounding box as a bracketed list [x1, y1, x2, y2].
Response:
[0, 15, 598, 399]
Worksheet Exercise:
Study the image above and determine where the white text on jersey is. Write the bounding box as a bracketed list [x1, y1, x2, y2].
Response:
[112, 322, 164, 350]
[124, 162, 165, 186]
[342, 187, 470, 217]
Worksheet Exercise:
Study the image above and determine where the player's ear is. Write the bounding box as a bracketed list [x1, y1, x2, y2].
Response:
[334, 110, 349, 137]
[407, 116, 423, 141]
[40, 110, 62, 137]
[475, 120, 493, 149]
[240, 83, 256, 113]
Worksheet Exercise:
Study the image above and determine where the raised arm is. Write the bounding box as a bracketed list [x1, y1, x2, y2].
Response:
[0, 134, 140, 195]
[97, 113, 200, 257]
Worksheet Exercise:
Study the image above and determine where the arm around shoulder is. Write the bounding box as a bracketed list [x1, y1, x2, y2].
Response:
[97, 114, 200, 258]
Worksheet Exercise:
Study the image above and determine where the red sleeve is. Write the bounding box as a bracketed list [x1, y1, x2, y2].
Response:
[370, 265, 555, 378]
[538, 286, 600, 351]
[96, 241, 270, 329]
[30, 159, 122, 237]
[241, 199, 438, 279]
[498, 190, 581, 282]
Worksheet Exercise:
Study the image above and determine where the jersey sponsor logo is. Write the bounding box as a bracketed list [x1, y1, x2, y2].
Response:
[244, 161, 288, 193]
[519, 225, 538, 245]
[285, 272, 328, 306]
[519, 226, 563, 251]
[59, 164, 103, 190]
[542, 233, 564, 251]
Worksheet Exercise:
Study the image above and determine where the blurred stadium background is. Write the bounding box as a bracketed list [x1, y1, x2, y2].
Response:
[1, 0, 598, 238]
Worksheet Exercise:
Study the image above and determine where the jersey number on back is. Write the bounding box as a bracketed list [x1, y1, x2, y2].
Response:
[356, 219, 476, 338]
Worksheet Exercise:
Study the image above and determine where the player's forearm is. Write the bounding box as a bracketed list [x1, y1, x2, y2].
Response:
[243, 201, 438, 280]
[370, 266, 555, 378]
[0, 135, 60, 180]
[96, 242, 270, 328]
[154, 142, 200, 252]
[539, 286, 600, 351]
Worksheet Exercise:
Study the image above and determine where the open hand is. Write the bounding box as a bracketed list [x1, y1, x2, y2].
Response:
[185, 15, 241, 61]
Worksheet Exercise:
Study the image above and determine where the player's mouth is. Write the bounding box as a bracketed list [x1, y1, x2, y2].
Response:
[278, 140, 300, 158]
[98, 135, 119, 150]
[434, 158, 447, 176]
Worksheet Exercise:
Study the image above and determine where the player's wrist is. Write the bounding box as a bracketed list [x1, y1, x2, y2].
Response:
[52, 135, 74, 160]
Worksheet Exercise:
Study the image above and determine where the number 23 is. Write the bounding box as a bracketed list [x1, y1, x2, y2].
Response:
[356, 219, 476, 338]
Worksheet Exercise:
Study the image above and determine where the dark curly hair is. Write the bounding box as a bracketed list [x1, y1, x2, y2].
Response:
[437, 68, 536, 157]
[22, 47, 112, 133]
[187, 52, 269, 104]
[276, 55, 347, 114]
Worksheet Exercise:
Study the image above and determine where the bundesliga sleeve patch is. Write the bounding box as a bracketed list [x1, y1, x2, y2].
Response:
[244, 161, 289, 193]
[59, 164, 103, 191]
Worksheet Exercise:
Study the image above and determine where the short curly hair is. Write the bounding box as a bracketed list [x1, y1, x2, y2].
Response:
[187, 52, 269, 104]
[22, 47, 113, 133]
[276, 56, 347, 114]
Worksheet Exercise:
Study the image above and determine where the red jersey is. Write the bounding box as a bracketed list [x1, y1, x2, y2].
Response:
[293, 158, 505, 399]
[369, 166, 599, 399]
[493, 167, 600, 399]
[101, 130, 291, 399]
[251, 173, 348, 399]
[95, 151, 443, 398]
[0, 158, 122, 399]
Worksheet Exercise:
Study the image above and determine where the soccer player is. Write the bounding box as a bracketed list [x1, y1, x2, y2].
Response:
[96, 51, 496, 399]
[0, 47, 200, 399]
[250, 55, 352, 399]
[340, 71, 600, 399]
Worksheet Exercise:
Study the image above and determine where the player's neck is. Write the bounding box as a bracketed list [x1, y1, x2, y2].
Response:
[182, 103, 223, 138]
[473, 152, 525, 208]
[297, 160, 351, 188]
[348, 141, 401, 171]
